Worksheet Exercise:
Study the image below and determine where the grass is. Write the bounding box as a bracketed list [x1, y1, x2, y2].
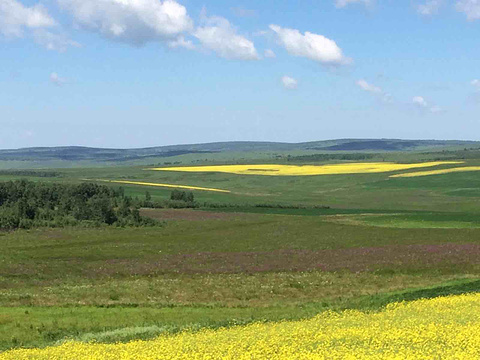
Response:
[2, 276, 479, 351]
[2, 213, 480, 350]
[2, 217, 480, 274]
[2, 157, 479, 212]
[325, 212, 480, 228]
[3, 154, 480, 353]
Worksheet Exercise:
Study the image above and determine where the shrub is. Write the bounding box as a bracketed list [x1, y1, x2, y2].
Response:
[170, 190, 194, 203]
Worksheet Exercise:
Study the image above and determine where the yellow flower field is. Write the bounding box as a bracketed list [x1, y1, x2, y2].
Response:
[3, 293, 480, 359]
[390, 166, 480, 178]
[104, 180, 231, 193]
[149, 161, 462, 176]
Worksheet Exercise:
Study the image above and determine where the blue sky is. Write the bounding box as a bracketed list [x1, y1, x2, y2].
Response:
[1, 0, 480, 149]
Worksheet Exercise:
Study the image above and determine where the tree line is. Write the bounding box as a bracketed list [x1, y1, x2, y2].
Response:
[0, 180, 157, 230]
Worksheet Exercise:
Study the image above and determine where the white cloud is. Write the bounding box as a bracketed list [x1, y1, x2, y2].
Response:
[269, 24, 351, 66]
[357, 79, 392, 103]
[194, 14, 259, 60]
[167, 36, 195, 50]
[253, 30, 268, 37]
[413, 96, 429, 107]
[413, 96, 442, 113]
[33, 29, 81, 52]
[456, 0, 480, 20]
[0, 0, 78, 52]
[472, 79, 480, 88]
[282, 76, 298, 90]
[335, 0, 372, 9]
[416, 0, 443, 15]
[264, 49, 276, 58]
[429, 105, 443, 113]
[58, 0, 193, 46]
[357, 79, 382, 94]
[50, 72, 67, 86]
[0, 0, 56, 38]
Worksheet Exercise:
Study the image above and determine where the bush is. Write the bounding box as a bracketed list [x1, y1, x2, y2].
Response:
[170, 190, 194, 202]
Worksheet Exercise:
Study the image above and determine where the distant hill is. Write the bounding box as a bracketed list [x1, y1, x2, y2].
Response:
[0, 139, 479, 162]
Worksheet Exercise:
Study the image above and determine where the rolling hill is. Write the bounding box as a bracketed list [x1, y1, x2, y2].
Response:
[1, 139, 478, 163]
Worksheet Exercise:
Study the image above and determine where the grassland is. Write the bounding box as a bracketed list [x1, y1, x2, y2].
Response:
[4, 293, 480, 359]
[2, 214, 480, 350]
[1, 149, 480, 354]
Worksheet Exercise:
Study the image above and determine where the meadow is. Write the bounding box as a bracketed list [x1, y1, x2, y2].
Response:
[1, 148, 480, 356]
[3, 293, 480, 359]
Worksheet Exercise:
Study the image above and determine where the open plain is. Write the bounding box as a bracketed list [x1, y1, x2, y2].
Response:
[1, 144, 480, 358]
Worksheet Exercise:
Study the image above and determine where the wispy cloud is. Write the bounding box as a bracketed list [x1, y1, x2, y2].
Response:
[335, 0, 373, 9]
[33, 30, 81, 52]
[282, 76, 298, 90]
[264, 49, 276, 58]
[356, 79, 392, 103]
[413, 96, 443, 113]
[167, 36, 195, 50]
[416, 0, 443, 15]
[230, 7, 257, 18]
[357, 79, 382, 94]
[50, 72, 67, 86]
[456, 0, 480, 20]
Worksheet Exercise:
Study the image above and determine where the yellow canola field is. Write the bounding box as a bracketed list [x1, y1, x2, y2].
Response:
[3, 293, 480, 360]
[150, 161, 462, 176]
[107, 180, 230, 193]
[391, 166, 480, 178]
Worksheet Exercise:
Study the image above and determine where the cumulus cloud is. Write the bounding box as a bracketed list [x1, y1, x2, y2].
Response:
[58, 0, 193, 46]
[282, 76, 298, 89]
[335, 0, 373, 9]
[0, 0, 56, 38]
[456, 0, 480, 20]
[416, 0, 443, 15]
[472, 79, 480, 88]
[0, 0, 79, 51]
[264, 49, 276, 58]
[50, 72, 67, 86]
[194, 14, 259, 60]
[269, 25, 351, 66]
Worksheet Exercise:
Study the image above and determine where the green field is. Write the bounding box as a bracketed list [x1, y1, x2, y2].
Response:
[2, 146, 480, 351]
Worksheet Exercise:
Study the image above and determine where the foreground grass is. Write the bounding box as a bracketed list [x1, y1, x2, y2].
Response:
[1, 214, 480, 350]
[1, 277, 480, 351]
[4, 293, 480, 359]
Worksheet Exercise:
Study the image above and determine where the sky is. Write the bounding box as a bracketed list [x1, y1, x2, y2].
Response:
[1, 0, 480, 149]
